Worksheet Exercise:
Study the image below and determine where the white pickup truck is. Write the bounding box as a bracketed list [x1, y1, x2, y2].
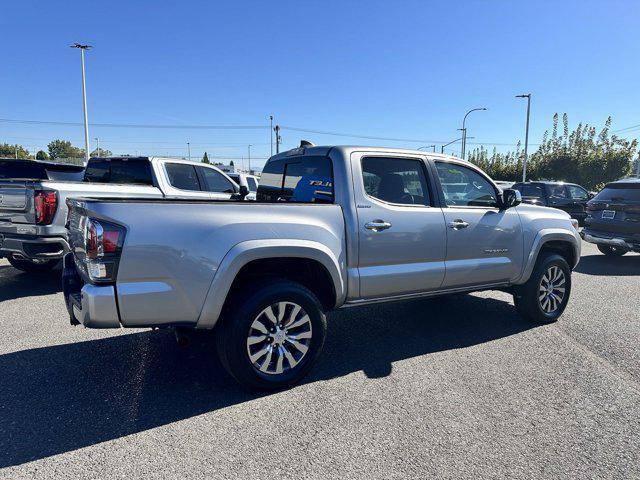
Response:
[63, 144, 581, 391]
[0, 157, 241, 272]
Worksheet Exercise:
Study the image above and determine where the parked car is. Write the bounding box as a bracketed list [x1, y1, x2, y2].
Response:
[63, 145, 581, 390]
[0, 156, 240, 272]
[227, 172, 259, 200]
[582, 177, 640, 256]
[512, 181, 593, 225]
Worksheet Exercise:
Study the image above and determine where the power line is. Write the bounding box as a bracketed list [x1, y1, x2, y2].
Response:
[0, 118, 270, 130]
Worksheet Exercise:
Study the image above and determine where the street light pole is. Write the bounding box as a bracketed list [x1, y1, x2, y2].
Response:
[418, 145, 436, 152]
[441, 136, 473, 154]
[95, 138, 99, 157]
[248, 144, 252, 174]
[460, 107, 487, 160]
[270, 116, 274, 157]
[274, 125, 281, 154]
[187, 142, 191, 161]
[71, 43, 92, 164]
[516, 94, 532, 182]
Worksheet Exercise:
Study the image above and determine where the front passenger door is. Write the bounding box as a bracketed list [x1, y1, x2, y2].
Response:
[434, 161, 523, 288]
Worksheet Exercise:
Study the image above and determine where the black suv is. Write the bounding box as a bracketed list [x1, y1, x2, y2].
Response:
[582, 178, 640, 256]
[512, 181, 593, 225]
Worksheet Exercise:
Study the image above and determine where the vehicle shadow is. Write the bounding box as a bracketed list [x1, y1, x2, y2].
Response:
[0, 293, 535, 467]
[0, 266, 62, 302]
[574, 253, 640, 277]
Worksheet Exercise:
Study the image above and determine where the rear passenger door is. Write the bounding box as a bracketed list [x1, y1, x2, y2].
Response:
[352, 154, 447, 299]
[434, 161, 523, 288]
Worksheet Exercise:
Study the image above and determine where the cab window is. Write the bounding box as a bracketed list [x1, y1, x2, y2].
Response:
[435, 162, 498, 207]
[257, 156, 333, 203]
[165, 163, 201, 191]
[361, 157, 430, 206]
[197, 167, 236, 193]
[567, 185, 588, 200]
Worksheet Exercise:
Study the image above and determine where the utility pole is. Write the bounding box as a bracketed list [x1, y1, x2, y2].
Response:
[15, 146, 18, 159]
[516, 94, 532, 182]
[274, 125, 281, 154]
[270, 115, 274, 157]
[248, 144, 252, 174]
[187, 142, 191, 161]
[71, 43, 92, 164]
[95, 138, 99, 157]
[460, 107, 487, 160]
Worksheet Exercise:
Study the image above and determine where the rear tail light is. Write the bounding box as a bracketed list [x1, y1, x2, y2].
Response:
[82, 218, 126, 283]
[34, 190, 58, 225]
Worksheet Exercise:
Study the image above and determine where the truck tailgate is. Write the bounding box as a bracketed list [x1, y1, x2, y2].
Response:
[0, 180, 35, 224]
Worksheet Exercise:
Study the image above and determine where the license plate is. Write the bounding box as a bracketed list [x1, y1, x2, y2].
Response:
[602, 210, 616, 219]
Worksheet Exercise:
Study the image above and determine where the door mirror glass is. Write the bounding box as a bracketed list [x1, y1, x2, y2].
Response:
[501, 189, 522, 208]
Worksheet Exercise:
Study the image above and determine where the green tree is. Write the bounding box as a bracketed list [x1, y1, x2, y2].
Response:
[468, 114, 638, 189]
[202, 152, 210, 164]
[35, 150, 49, 160]
[48, 139, 84, 159]
[90, 148, 112, 157]
[0, 143, 31, 159]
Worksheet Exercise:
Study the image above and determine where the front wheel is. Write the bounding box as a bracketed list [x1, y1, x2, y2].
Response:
[513, 253, 572, 324]
[7, 255, 59, 273]
[597, 244, 627, 257]
[216, 280, 327, 391]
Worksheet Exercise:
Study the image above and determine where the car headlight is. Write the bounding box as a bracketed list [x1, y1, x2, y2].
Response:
[570, 219, 579, 231]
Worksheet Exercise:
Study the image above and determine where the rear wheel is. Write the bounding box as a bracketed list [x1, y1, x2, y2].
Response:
[216, 280, 327, 391]
[513, 252, 571, 324]
[597, 244, 627, 256]
[7, 255, 59, 273]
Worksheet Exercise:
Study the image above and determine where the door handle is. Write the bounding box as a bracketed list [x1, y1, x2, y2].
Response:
[448, 219, 469, 229]
[365, 220, 392, 231]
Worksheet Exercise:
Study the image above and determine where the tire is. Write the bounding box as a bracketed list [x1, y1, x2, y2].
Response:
[7, 255, 59, 273]
[216, 280, 327, 391]
[513, 252, 571, 324]
[597, 244, 627, 257]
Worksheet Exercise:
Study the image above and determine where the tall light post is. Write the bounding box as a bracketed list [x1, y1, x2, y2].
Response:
[460, 107, 487, 160]
[248, 144, 252, 174]
[187, 142, 191, 161]
[418, 145, 436, 152]
[441, 136, 473, 154]
[95, 137, 99, 157]
[71, 43, 92, 164]
[516, 94, 532, 182]
[270, 116, 274, 157]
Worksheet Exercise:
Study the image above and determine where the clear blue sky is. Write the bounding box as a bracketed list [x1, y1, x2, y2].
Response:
[2, 0, 639, 168]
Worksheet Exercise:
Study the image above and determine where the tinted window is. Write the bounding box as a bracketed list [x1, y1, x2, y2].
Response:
[165, 163, 201, 191]
[228, 174, 240, 183]
[516, 184, 545, 198]
[547, 185, 568, 198]
[257, 156, 333, 203]
[594, 184, 640, 202]
[84, 158, 153, 185]
[0, 160, 48, 179]
[567, 185, 588, 200]
[435, 162, 498, 207]
[198, 167, 235, 193]
[362, 157, 430, 206]
[257, 159, 285, 202]
[247, 177, 258, 191]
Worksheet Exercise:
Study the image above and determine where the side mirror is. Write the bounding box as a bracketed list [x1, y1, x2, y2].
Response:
[588, 192, 596, 199]
[231, 185, 250, 201]
[501, 188, 522, 209]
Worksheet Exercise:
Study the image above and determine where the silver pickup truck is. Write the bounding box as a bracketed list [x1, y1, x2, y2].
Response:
[63, 145, 581, 390]
[0, 156, 240, 272]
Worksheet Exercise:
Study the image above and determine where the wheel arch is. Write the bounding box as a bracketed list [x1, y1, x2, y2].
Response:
[197, 239, 346, 329]
[516, 229, 581, 285]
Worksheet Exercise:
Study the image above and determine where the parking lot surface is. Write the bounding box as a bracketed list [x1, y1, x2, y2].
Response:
[0, 241, 638, 479]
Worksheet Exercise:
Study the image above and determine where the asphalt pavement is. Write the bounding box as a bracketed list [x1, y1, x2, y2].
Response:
[0, 241, 638, 479]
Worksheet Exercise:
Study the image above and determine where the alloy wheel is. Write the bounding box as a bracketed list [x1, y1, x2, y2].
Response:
[538, 266, 566, 314]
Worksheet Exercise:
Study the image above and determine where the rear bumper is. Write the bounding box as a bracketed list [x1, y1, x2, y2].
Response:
[0, 234, 68, 260]
[582, 229, 640, 252]
[63, 253, 120, 328]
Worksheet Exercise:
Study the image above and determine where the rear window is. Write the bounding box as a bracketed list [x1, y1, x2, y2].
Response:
[84, 158, 153, 185]
[0, 160, 48, 180]
[594, 184, 640, 202]
[515, 184, 545, 198]
[257, 156, 333, 203]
